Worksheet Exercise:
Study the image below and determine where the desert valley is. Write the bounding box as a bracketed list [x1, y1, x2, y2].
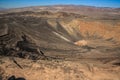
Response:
[0, 5, 120, 80]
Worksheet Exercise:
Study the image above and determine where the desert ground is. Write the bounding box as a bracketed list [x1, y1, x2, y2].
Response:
[0, 5, 120, 80]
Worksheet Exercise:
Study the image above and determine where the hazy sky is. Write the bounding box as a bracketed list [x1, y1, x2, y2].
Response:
[0, 0, 120, 8]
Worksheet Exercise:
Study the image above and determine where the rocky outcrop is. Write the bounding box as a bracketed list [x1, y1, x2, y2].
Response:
[0, 25, 47, 60]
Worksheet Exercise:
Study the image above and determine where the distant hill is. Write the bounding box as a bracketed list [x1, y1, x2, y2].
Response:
[0, 8, 6, 11]
[1, 5, 120, 19]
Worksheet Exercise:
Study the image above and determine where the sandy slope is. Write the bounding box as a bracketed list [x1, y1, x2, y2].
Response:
[0, 56, 120, 80]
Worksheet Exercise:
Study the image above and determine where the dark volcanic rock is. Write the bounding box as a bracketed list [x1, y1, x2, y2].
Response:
[0, 26, 46, 60]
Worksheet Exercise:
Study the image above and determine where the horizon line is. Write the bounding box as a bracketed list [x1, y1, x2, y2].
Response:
[3, 4, 120, 9]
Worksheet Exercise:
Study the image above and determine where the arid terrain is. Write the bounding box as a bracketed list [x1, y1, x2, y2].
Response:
[0, 5, 120, 80]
